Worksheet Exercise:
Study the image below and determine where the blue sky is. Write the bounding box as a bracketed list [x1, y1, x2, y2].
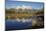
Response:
[5, 0, 44, 9]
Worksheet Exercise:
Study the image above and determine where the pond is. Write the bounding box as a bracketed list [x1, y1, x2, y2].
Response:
[5, 18, 32, 30]
[5, 16, 44, 30]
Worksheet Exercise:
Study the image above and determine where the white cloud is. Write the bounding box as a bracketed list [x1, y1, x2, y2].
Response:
[15, 5, 32, 9]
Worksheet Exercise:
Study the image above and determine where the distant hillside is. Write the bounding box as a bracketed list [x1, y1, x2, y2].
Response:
[5, 7, 44, 19]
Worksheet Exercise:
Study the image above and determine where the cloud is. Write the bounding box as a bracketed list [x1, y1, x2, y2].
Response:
[15, 5, 32, 9]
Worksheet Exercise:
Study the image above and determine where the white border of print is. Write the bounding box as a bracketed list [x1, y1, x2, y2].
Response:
[0, 0, 5, 31]
[0, 0, 46, 31]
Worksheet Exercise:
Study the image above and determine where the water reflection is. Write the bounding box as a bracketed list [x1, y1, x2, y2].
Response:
[6, 18, 32, 30]
[6, 16, 44, 30]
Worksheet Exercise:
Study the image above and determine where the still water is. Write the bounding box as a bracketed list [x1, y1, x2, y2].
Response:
[6, 18, 32, 30]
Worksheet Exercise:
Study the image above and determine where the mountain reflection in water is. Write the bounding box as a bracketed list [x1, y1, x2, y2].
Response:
[6, 18, 32, 30]
[6, 16, 44, 30]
